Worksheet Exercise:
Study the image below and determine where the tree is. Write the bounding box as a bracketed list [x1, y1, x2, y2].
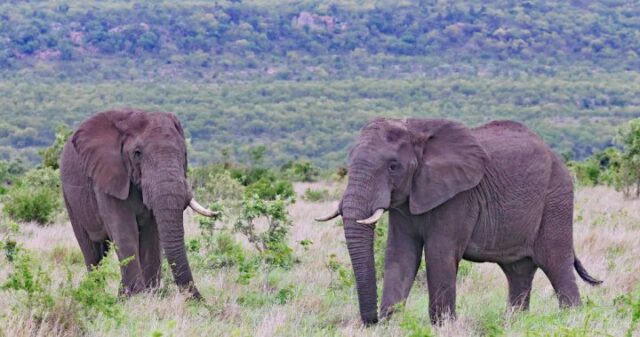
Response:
[616, 119, 640, 197]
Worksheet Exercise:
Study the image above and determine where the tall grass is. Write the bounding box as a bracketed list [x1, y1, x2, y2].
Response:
[0, 184, 638, 336]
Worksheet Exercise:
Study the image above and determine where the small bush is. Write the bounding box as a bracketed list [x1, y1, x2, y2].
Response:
[245, 176, 295, 201]
[282, 160, 319, 182]
[70, 252, 124, 322]
[38, 125, 71, 170]
[190, 166, 245, 207]
[302, 188, 330, 202]
[326, 253, 353, 289]
[2, 244, 125, 333]
[400, 309, 434, 337]
[234, 195, 296, 269]
[3, 167, 62, 224]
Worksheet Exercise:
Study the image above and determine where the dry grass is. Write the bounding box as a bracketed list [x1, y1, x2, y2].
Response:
[1, 184, 639, 336]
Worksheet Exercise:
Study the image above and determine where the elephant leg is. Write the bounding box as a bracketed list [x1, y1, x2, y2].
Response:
[139, 214, 161, 289]
[534, 197, 581, 307]
[379, 209, 423, 319]
[72, 225, 107, 269]
[424, 240, 459, 325]
[96, 193, 145, 295]
[499, 258, 538, 310]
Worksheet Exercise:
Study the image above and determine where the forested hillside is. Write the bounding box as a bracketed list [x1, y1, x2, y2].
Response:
[0, 0, 639, 167]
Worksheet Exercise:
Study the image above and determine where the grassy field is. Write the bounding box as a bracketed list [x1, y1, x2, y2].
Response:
[1, 183, 639, 337]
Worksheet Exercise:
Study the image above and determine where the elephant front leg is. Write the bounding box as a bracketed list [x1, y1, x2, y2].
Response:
[425, 240, 459, 325]
[138, 214, 161, 289]
[380, 209, 423, 319]
[96, 193, 145, 295]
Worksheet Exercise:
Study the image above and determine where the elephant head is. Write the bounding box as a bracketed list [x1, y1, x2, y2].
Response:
[72, 109, 216, 296]
[317, 118, 488, 324]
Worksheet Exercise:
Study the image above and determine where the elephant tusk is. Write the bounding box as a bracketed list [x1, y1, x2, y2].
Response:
[189, 198, 219, 217]
[314, 208, 341, 222]
[356, 208, 385, 225]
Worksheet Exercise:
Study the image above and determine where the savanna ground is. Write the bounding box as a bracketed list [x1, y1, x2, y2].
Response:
[1, 183, 639, 337]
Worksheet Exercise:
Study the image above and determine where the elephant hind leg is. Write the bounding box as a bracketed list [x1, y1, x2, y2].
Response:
[499, 258, 537, 310]
[534, 195, 581, 307]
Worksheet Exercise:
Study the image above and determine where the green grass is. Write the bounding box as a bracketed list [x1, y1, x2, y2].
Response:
[0, 184, 637, 336]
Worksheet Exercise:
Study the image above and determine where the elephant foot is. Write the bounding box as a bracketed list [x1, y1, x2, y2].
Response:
[361, 310, 379, 326]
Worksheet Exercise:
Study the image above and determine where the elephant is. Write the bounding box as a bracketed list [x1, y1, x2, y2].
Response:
[60, 109, 217, 298]
[316, 118, 602, 325]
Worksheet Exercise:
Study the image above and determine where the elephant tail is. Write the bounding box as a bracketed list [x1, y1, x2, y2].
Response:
[574, 257, 603, 286]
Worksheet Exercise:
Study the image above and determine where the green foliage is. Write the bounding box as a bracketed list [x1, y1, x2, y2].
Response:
[457, 260, 473, 279]
[234, 195, 296, 269]
[190, 165, 245, 207]
[615, 119, 640, 197]
[0, 159, 26, 195]
[70, 251, 125, 322]
[570, 119, 640, 198]
[326, 253, 353, 289]
[399, 309, 434, 337]
[244, 176, 295, 201]
[613, 288, 640, 337]
[38, 125, 71, 170]
[2, 249, 54, 314]
[3, 167, 62, 224]
[302, 188, 330, 202]
[374, 214, 389, 280]
[2, 244, 125, 333]
[282, 160, 319, 182]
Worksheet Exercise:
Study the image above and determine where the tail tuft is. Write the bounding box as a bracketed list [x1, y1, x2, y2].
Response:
[574, 257, 603, 286]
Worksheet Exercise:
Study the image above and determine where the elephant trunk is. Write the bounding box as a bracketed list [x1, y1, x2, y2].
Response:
[342, 180, 379, 324]
[148, 175, 201, 299]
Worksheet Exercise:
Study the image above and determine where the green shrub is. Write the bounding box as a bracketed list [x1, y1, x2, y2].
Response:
[400, 309, 434, 337]
[190, 166, 245, 207]
[70, 252, 124, 322]
[2, 245, 125, 333]
[3, 167, 62, 224]
[244, 176, 295, 201]
[302, 188, 330, 202]
[282, 160, 319, 182]
[234, 195, 296, 269]
[38, 125, 71, 170]
[374, 214, 389, 280]
[326, 253, 353, 289]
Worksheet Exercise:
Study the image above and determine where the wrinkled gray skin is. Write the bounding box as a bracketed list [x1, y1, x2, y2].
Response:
[331, 118, 602, 325]
[61, 109, 202, 298]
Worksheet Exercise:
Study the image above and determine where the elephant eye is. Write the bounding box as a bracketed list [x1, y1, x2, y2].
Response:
[388, 161, 400, 172]
[133, 149, 143, 158]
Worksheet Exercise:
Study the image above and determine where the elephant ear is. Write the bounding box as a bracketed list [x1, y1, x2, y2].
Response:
[72, 110, 135, 200]
[407, 119, 488, 215]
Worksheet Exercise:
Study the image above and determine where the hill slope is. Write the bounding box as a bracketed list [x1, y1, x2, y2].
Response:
[0, 0, 639, 167]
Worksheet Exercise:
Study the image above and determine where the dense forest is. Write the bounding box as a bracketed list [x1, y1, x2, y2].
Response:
[0, 0, 639, 167]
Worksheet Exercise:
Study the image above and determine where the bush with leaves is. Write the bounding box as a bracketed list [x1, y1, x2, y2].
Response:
[190, 166, 245, 209]
[615, 119, 640, 197]
[191, 207, 247, 270]
[0, 159, 26, 195]
[282, 160, 319, 182]
[3, 166, 62, 224]
[234, 195, 296, 269]
[38, 125, 71, 170]
[2, 242, 125, 333]
[302, 187, 330, 202]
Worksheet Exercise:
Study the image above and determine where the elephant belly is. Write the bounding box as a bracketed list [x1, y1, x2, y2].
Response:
[464, 201, 544, 264]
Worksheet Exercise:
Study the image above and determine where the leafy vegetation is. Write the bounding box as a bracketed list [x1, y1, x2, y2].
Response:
[570, 119, 640, 197]
[0, 1, 639, 168]
[3, 167, 62, 224]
